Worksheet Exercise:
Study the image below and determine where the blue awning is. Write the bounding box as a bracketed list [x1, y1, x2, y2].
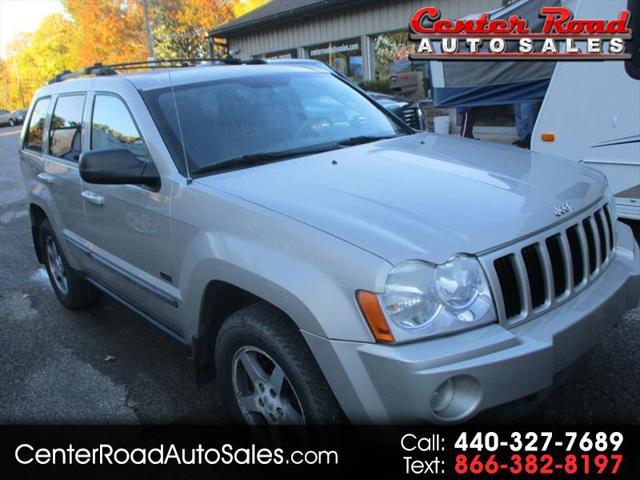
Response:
[432, 78, 551, 108]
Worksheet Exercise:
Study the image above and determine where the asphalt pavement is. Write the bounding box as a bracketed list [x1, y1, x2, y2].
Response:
[1, 125, 639, 425]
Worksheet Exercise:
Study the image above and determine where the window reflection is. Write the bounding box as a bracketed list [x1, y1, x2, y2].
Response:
[25, 98, 50, 152]
[91, 95, 148, 161]
[50, 95, 85, 161]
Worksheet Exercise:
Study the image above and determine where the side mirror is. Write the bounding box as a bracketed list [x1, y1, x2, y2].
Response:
[79, 149, 160, 189]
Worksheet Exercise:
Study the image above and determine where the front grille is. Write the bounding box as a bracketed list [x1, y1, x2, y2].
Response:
[488, 202, 616, 325]
[401, 106, 422, 130]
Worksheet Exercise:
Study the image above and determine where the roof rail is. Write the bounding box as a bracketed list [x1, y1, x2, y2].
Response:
[48, 57, 267, 84]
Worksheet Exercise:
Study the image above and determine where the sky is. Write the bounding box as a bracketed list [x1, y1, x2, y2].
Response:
[0, 0, 64, 58]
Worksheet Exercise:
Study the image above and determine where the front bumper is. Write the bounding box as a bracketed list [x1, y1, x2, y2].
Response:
[303, 222, 640, 424]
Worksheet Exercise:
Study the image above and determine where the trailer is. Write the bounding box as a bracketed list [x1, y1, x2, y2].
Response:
[532, 0, 639, 221]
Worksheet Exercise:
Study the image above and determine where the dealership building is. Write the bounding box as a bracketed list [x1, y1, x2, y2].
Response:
[209, 0, 504, 83]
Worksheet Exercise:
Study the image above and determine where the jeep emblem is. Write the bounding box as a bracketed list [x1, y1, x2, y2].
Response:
[554, 202, 574, 217]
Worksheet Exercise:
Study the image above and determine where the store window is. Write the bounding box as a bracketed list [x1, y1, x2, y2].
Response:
[371, 31, 413, 81]
[262, 49, 298, 60]
[371, 31, 429, 99]
[306, 38, 363, 81]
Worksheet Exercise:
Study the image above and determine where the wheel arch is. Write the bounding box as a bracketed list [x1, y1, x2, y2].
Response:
[29, 203, 48, 263]
[193, 279, 306, 385]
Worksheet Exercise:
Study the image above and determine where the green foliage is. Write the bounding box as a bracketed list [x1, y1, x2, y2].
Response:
[151, 0, 234, 59]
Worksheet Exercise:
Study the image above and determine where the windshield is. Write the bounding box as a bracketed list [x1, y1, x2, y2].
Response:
[142, 72, 407, 176]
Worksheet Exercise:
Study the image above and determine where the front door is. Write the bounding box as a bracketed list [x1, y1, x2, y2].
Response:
[82, 93, 180, 332]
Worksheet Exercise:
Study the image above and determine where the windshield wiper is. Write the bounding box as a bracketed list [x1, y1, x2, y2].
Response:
[336, 134, 401, 146]
[191, 143, 342, 176]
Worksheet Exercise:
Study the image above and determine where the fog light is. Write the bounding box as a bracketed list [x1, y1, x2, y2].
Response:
[431, 378, 455, 413]
[430, 375, 482, 420]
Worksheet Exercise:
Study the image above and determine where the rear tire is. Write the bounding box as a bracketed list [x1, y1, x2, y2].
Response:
[39, 219, 101, 309]
[216, 303, 344, 425]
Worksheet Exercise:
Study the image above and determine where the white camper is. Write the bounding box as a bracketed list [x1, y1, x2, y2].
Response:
[532, 0, 640, 221]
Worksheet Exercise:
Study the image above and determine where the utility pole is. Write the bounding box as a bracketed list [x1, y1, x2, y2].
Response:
[142, 0, 155, 61]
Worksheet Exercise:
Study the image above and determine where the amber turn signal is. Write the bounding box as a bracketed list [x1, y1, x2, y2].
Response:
[541, 133, 555, 142]
[356, 290, 394, 344]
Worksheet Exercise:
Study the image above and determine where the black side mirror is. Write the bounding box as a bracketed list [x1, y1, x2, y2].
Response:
[79, 149, 160, 189]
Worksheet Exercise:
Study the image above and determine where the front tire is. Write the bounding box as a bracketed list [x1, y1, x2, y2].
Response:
[39, 219, 101, 309]
[216, 303, 344, 425]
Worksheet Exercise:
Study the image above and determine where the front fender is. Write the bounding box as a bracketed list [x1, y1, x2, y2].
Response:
[179, 226, 389, 342]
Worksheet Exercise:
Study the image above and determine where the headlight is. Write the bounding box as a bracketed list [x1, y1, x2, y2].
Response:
[381, 261, 442, 329]
[435, 256, 484, 311]
[379, 255, 496, 341]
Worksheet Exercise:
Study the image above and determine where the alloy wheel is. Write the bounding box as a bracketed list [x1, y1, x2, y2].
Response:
[232, 346, 306, 425]
[46, 235, 69, 295]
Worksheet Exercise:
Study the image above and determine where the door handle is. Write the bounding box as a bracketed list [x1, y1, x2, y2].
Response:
[81, 190, 105, 206]
[37, 172, 54, 184]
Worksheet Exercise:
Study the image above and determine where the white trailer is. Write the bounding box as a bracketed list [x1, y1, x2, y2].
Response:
[532, 0, 640, 221]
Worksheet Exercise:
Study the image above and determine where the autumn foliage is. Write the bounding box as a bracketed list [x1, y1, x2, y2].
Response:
[0, 0, 268, 110]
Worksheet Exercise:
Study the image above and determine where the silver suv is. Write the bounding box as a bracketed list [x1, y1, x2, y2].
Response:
[19, 63, 640, 424]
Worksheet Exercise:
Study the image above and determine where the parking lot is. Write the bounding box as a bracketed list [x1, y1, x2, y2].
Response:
[1, 125, 639, 425]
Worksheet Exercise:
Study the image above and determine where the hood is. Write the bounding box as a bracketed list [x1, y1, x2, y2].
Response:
[367, 91, 410, 103]
[197, 133, 607, 265]
[366, 92, 410, 110]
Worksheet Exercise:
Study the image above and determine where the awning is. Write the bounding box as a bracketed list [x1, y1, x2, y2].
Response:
[429, 0, 559, 108]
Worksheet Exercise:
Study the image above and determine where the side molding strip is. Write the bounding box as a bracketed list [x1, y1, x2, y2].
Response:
[63, 233, 179, 308]
[86, 276, 186, 344]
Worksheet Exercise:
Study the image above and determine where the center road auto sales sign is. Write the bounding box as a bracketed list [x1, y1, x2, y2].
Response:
[408, 5, 633, 60]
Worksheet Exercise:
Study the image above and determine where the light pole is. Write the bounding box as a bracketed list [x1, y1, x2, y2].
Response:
[142, 0, 155, 61]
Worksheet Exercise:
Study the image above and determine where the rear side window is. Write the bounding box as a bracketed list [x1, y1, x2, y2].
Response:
[91, 95, 148, 161]
[49, 94, 85, 161]
[24, 97, 50, 152]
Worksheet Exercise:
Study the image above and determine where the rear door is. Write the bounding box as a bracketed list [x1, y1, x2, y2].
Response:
[81, 92, 179, 331]
[19, 97, 51, 197]
[43, 93, 92, 267]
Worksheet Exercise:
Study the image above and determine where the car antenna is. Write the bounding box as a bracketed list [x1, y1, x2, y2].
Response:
[166, 68, 192, 184]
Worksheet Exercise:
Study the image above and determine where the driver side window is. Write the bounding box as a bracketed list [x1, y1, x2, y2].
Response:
[91, 95, 149, 162]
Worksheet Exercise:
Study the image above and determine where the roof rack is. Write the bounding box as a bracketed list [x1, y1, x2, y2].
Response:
[48, 57, 267, 84]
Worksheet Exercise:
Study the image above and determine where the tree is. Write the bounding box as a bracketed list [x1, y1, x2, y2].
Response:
[0, 0, 269, 110]
[0, 15, 79, 110]
[152, 0, 235, 58]
[63, 0, 148, 65]
[233, 0, 269, 17]
[23, 14, 79, 87]
[0, 59, 11, 109]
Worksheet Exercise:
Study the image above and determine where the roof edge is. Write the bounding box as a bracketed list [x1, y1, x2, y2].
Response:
[209, 0, 379, 38]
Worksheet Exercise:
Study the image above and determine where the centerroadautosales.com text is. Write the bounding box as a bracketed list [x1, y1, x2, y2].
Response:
[14, 443, 339, 467]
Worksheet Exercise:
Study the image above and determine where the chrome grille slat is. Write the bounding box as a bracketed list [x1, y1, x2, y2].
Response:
[513, 252, 532, 317]
[536, 241, 554, 308]
[558, 231, 574, 292]
[485, 261, 507, 321]
[482, 200, 615, 327]
[604, 205, 616, 250]
[597, 209, 611, 263]
[575, 222, 590, 285]
[401, 107, 420, 129]
[588, 216, 602, 274]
